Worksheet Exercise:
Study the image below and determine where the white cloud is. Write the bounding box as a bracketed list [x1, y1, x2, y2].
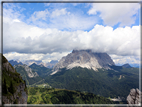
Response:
[2, 3, 140, 65]
[28, 9, 49, 22]
[13, 19, 21, 23]
[3, 3, 25, 21]
[26, 7, 98, 30]
[4, 51, 70, 63]
[3, 15, 140, 57]
[88, 3, 140, 26]
[51, 8, 70, 18]
[110, 54, 140, 65]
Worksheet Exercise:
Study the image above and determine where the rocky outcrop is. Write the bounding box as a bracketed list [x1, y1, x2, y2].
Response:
[2, 83, 27, 104]
[2, 55, 28, 104]
[14, 64, 39, 78]
[51, 49, 115, 75]
[127, 88, 141, 106]
[3, 61, 15, 73]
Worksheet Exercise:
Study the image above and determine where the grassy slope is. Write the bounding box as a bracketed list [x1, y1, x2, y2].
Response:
[27, 87, 119, 104]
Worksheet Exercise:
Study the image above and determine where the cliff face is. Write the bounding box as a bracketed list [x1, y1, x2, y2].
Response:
[52, 49, 115, 75]
[2, 83, 27, 104]
[2, 55, 28, 104]
[127, 88, 141, 106]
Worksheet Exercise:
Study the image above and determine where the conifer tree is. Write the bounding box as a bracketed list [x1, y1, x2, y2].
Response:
[2, 78, 7, 94]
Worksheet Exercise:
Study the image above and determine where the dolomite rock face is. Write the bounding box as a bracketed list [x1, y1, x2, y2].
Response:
[127, 88, 141, 106]
[51, 49, 115, 75]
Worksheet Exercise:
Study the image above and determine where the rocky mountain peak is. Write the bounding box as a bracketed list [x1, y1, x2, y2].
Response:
[51, 49, 115, 75]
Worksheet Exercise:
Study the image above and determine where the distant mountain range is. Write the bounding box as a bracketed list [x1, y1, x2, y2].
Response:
[116, 63, 139, 68]
[45, 49, 139, 99]
[7, 49, 139, 101]
[51, 49, 134, 75]
[9, 60, 23, 66]
[9, 59, 58, 68]
[14, 63, 52, 85]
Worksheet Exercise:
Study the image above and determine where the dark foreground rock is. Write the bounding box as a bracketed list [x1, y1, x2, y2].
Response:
[2, 54, 28, 104]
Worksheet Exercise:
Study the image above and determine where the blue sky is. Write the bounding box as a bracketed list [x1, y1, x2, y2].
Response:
[3, 2, 141, 65]
[3, 3, 140, 30]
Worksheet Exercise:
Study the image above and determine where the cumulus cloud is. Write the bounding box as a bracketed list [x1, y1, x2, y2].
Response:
[3, 16, 140, 57]
[88, 3, 140, 26]
[4, 52, 70, 63]
[110, 54, 140, 65]
[2, 3, 140, 65]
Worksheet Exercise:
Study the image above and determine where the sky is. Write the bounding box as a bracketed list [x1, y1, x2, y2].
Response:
[2, 1, 141, 66]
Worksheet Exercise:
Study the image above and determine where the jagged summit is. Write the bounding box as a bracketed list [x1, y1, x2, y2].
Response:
[51, 49, 115, 75]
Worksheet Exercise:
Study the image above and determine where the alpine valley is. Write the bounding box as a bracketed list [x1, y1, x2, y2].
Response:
[6, 49, 139, 104]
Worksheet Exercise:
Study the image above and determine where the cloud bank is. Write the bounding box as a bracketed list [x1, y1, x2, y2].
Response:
[2, 3, 140, 65]
[3, 17, 140, 56]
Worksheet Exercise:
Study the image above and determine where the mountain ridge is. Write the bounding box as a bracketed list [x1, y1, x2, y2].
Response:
[14, 64, 39, 78]
[51, 49, 115, 75]
[9, 60, 23, 66]
[122, 63, 132, 68]
[9, 59, 58, 68]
